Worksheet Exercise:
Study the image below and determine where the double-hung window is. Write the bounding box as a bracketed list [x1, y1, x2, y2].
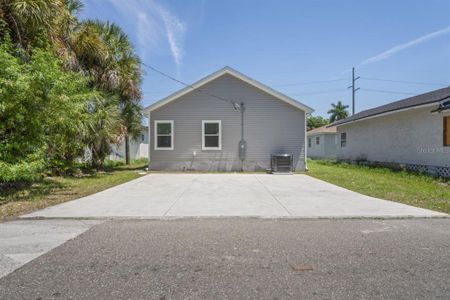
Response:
[340, 132, 347, 148]
[202, 120, 222, 150]
[154, 120, 174, 150]
[316, 136, 320, 145]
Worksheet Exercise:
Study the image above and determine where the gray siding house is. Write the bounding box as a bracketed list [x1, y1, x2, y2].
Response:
[307, 125, 337, 159]
[332, 87, 450, 178]
[143, 67, 313, 171]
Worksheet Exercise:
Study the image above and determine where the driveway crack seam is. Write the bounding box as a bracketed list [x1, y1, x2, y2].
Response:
[253, 175, 292, 216]
[163, 177, 197, 216]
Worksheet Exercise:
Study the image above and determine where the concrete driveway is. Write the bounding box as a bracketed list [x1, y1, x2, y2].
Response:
[22, 174, 446, 219]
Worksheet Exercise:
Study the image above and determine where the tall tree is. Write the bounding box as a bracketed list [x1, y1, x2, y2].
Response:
[307, 115, 329, 131]
[328, 101, 349, 122]
[0, 0, 60, 49]
[89, 20, 142, 165]
[0, 0, 144, 177]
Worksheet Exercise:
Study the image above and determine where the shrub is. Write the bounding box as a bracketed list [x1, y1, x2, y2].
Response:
[132, 158, 149, 165]
[0, 159, 45, 184]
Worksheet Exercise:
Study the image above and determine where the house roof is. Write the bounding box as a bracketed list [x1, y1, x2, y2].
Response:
[331, 86, 450, 127]
[307, 125, 336, 136]
[143, 66, 314, 114]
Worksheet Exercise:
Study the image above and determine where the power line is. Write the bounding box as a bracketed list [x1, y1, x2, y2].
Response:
[272, 78, 347, 87]
[360, 77, 448, 87]
[141, 62, 238, 106]
[360, 88, 416, 95]
[140, 63, 433, 105]
[142, 90, 174, 94]
[292, 89, 348, 97]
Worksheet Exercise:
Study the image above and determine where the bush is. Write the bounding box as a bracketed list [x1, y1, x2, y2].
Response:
[0, 159, 45, 184]
[104, 159, 125, 169]
[132, 158, 149, 165]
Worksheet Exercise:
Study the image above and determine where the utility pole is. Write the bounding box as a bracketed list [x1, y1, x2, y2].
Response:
[348, 67, 360, 115]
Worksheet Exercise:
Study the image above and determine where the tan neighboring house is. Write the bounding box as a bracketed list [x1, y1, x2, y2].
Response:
[332, 86, 450, 178]
[307, 125, 337, 159]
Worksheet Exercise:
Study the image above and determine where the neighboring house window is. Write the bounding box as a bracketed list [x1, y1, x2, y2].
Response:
[141, 134, 145, 142]
[316, 136, 320, 145]
[308, 138, 311, 148]
[340, 132, 347, 147]
[202, 120, 222, 150]
[445, 116, 450, 146]
[154, 120, 174, 150]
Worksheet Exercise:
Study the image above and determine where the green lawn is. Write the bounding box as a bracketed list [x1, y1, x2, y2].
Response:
[307, 159, 450, 214]
[0, 161, 147, 220]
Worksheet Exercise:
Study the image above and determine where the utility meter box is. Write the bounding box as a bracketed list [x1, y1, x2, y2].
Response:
[239, 140, 247, 161]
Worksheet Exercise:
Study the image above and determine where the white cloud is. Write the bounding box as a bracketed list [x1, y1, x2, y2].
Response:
[108, 0, 186, 67]
[153, 3, 187, 67]
[359, 25, 450, 66]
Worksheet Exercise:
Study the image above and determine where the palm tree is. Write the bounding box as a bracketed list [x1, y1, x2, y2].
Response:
[0, 0, 63, 49]
[82, 95, 121, 169]
[90, 21, 142, 165]
[328, 101, 349, 122]
[72, 20, 142, 165]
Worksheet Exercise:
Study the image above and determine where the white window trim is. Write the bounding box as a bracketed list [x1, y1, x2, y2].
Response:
[154, 120, 174, 150]
[202, 120, 222, 150]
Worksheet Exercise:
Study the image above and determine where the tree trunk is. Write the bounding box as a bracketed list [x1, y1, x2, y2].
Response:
[125, 135, 130, 165]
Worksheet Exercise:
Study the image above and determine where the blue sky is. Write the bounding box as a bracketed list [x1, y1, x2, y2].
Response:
[82, 0, 450, 117]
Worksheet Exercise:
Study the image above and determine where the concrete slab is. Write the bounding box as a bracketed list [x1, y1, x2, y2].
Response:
[0, 219, 101, 278]
[166, 174, 289, 216]
[21, 174, 447, 219]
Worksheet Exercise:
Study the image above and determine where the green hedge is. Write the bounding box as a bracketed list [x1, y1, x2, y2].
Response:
[0, 159, 45, 183]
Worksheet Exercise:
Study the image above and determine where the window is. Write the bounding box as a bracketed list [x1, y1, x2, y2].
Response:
[308, 138, 311, 148]
[154, 120, 173, 150]
[141, 134, 145, 142]
[445, 116, 450, 147]
[202, 120, 221, 150]
[316, 136, 320, 145]
[340, 132, 347, 148]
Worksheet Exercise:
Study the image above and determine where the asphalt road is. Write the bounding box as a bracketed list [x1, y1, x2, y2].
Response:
[1, 218, 449, 299]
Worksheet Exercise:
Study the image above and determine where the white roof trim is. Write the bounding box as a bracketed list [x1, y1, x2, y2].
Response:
[143, 66, 314, 114]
